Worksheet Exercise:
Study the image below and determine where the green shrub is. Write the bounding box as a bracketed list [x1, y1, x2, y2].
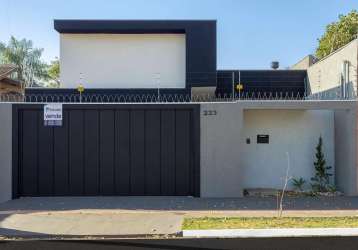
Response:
[291, 177, 306, 191]
[310, 136, 332, 192]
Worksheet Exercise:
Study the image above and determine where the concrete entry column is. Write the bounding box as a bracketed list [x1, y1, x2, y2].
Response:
[200, 103, 244, 197]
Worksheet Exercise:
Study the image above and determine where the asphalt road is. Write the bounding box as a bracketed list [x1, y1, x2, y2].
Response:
[1, 236, 358, 250]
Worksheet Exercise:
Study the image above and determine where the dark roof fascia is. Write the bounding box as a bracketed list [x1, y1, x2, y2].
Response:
[54, 19, 217, 34]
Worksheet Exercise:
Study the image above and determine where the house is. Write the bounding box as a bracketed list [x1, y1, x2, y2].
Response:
[27, 20, 217, 98]
[291, 38, 358, 98]
[26, 20, 308, 99]
[291, 55, 318, 70]
[1, 20, 357, 202]
[0, 64, 22, 96]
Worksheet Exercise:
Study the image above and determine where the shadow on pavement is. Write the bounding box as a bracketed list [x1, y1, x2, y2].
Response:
[0, 196, 358, 213]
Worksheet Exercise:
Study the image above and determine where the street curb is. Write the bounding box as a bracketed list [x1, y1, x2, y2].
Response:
[182, 228, 358, 238]
[0, 232, 182, 240]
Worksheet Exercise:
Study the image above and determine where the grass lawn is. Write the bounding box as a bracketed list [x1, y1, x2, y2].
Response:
[182, 217, 358, 230]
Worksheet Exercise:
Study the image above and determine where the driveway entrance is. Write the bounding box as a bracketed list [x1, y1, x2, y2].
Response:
[13, 104, 200, 197]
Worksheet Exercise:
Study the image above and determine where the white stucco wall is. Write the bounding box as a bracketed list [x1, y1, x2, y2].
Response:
[334, 107, 358, 195]
[60, 34, 186, 89]
[200, 103, 244, 198]
[240, 110, 335, 190]
[307, 39, 358, 95]
[200, 102, 337, 197]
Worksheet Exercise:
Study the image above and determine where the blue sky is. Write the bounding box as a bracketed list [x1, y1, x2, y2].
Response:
[0, 0, 356, 69]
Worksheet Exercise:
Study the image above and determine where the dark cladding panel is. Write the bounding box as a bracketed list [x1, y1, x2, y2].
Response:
[160, 110, 176, 195]
[68, 110, 84, 195]
[216, 70, 307, 98]
[115, 110, 131, 195]
[175, 110, 191, 195]
[21, 110, 39, 196]
[130, 110, 146, 195]
[99, 110, 115, 195]
[84, 110, 100, 195]
[14, 104, 200, 197]
[53, 110, 69, 195]
[38, 113, 54, 196]
[145, 110, 161, 195]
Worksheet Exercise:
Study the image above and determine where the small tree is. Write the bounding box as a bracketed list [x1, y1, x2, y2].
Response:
[47, 58, 60, 87]
[311, 136, 332, 192]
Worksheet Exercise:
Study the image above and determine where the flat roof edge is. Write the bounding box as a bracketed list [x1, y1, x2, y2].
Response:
[54, 19, 217, 33]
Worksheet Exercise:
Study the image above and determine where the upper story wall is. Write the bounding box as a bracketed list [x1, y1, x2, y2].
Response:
[55, 20, 217, 90]
[60, 34, 186, 89]
[307, 39, 358, 95]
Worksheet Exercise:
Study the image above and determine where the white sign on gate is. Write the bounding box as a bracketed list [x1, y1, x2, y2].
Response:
[44, 104, 63, 126]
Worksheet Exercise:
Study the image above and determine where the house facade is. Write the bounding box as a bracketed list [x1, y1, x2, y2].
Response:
[26, 20, 308, 99]
[0, 20, 357, 202]
[26, 20, 217, 97]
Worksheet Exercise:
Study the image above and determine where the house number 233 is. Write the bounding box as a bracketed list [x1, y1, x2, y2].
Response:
[203, 110, 217, 116]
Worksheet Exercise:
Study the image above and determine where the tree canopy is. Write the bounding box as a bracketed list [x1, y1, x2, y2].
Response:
[316, 10, 358, 59]
[0, 36, 48, 87]
[47, 58, 60, 87]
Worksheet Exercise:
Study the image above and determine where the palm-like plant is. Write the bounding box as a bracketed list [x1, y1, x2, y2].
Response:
[0, 36, 48, 87]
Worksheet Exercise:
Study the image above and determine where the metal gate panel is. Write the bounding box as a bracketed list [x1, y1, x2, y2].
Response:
[13, 104, 200, 197]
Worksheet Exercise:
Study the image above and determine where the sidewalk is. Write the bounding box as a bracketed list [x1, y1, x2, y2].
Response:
[0, 212, 182, 238]
[1, 196, 358, 238]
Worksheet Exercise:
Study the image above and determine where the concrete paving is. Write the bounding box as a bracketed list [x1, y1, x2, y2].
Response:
[2, 196, 358, 212]
[1, 196, 358, 238]
[0, 212, 182, 237]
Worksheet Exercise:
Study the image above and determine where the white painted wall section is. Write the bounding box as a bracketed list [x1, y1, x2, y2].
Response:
[241, 110, 335, 190]
[200, 103, 244, 198]
[200, 103, 336, 197]
[60, 34, 186, 88]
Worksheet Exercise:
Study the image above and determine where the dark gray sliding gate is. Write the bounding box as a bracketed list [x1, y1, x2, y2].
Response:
[12, 104, 200, 197]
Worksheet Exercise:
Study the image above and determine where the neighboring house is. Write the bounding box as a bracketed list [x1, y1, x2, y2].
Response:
[291, 38, 358, 98]
[291, 55, 318, 70]
[0, 64, 22, 96]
